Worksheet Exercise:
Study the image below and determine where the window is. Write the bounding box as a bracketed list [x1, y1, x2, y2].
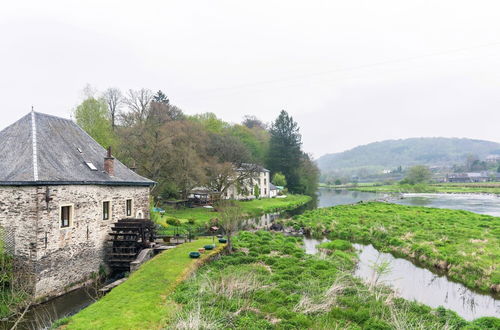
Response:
[264, 178, 267, 185]
[61, 205, 72, 228]
[85, 162, 98, 171]
[103, 201, 110, 220]
[264, 188, 267, 195]
[126, 199, 132, 217]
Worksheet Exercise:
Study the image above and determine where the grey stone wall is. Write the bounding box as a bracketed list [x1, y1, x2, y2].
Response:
[0, 184, 150, 299]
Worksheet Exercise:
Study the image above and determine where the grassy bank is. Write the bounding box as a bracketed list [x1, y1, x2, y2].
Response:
[155, 195, 312, 226]
[168, 231, 497, 329]
[288, 202, 500, 293]
[341, 182, 500, 194]
[65, 238, 225, 330]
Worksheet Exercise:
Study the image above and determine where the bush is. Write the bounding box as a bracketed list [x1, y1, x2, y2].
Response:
[165, 217, 182, 226]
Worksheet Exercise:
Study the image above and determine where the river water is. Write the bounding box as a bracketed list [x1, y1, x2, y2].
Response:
[303, 238, 499, 320]
[318, 188, 500, 217]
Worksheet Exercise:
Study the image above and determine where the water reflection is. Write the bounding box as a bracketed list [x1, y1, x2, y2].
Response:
[317, 188, 386, 208]
[2, 286, 98, 330]
[303, 237, 500, 321]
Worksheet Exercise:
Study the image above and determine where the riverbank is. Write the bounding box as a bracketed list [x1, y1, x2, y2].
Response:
[288, 202, 500, 293]
[168, 231, 497, 329]
[155, 195, 312, 226]
[329, 182, 500, 195]
[64, 238, 226, 330]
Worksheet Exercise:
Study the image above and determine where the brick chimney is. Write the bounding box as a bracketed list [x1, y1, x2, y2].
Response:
[130, 160, 137, 172]
[104, 147, 115, 176]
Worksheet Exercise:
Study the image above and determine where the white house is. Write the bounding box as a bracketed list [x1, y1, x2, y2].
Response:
[224, 164, 271, 200]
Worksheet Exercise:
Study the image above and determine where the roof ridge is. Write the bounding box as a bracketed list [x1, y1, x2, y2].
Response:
[31, 111, 39, 181]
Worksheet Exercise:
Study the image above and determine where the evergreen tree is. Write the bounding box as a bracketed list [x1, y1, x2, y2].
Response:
[153, 90, 169, 104]
[267, 110, 302, 193]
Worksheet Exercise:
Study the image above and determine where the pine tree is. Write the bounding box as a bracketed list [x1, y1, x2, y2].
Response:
[153, 90, 169, 104]
[267, 110, 302, 193]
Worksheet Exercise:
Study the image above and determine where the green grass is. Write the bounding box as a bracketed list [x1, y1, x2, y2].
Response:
[155, 195, 312, 226]
[289, 202, 500, 293]
[66, 238, 225, 330]
[168, 231, 497, 329]
[346, 182, 500, 194]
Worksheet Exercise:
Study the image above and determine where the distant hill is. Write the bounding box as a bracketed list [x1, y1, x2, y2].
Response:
[317, 137, 500, 176]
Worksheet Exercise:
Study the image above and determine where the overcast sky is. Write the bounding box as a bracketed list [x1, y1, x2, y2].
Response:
[1, 1, 500, 158]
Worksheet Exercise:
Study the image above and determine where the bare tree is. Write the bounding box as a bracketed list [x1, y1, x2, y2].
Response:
[102, 88, 123, 129]
[242, 115, 267, 130]
[216, 201, 244, 252]
[122, 88, 153, 124]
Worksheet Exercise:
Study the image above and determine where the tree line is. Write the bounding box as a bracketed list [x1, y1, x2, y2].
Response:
[74, 87, 319, 199]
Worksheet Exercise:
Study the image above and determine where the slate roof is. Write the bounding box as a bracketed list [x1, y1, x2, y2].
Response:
[237, 163, 270, 173]
[0, 111, 154, 186]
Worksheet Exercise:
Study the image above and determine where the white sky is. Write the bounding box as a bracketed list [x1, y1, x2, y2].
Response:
[1, 1, 500, 158]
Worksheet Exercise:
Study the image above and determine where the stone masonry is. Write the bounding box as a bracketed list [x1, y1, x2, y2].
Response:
[0, 185, 150, 299]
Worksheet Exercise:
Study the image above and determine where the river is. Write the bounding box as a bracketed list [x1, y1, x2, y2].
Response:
[318, 187, 500, 216]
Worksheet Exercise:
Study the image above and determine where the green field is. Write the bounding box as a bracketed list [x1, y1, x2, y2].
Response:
[65, 238, 225, 330]
[154, 195, 312, 226]
[168, 231, 498, 329]
[288, 202, 500, 293]
[339, 182, 500, 194]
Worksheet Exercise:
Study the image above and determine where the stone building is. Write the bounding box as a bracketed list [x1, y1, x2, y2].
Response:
[0, 111, 154, 299]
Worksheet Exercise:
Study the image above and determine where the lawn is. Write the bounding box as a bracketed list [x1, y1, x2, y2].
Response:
[155, 194, 312, 226]
[65, 238, 225, 330]
[168, 231, 498, 329]
[288, 202, 500, 293]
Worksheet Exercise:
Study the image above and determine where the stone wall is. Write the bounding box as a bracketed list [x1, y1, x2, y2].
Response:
[0, 184, 150, 299]
[0, 186, 38, 259]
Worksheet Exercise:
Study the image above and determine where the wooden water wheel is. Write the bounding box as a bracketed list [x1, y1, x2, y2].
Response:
[106, 218, 156, 272]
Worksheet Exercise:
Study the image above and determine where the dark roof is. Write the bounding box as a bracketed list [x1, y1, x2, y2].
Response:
[0, 112, 154, 186]
[269, 183, 277, 190]
[237, 163, 270, 173]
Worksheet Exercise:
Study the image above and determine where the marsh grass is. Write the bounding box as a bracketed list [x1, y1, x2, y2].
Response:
[289, 202, 499, 292]
[168, 232, 490, 329]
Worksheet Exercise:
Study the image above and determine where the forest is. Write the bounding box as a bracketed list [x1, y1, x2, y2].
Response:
[74, 87, 319, 199]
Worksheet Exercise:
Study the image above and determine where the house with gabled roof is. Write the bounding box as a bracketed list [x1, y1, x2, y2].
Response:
[0, 111, 154, 299]
[224, 163, 271, 200]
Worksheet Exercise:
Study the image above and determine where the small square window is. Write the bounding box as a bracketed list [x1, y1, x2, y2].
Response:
[126, 199, 132, 217]
[61, 205, 72, 228]
[103, 201, 110, 220]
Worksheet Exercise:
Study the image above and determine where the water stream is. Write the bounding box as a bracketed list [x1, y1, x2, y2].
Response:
[303, 238, 499, 320]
